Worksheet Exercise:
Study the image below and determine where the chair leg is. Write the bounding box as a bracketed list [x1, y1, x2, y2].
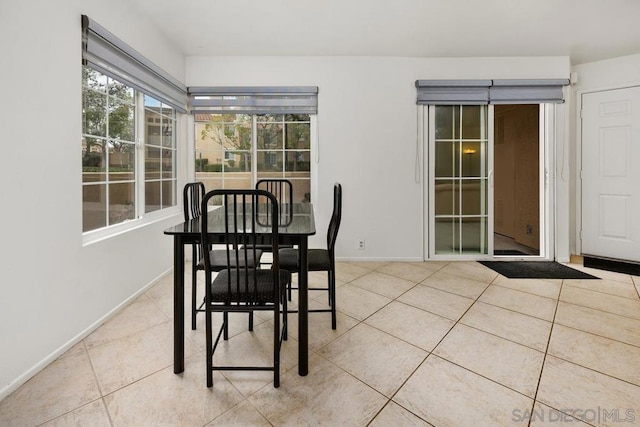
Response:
[223, 312, 229, 340]
[329, 269, 337, 330]
[248, 312, 254, 331]
[273, 304, 280, 388]
[191, 245, 198, 330]
[205, 304, 213, 387]
[282, 288, 288, 341]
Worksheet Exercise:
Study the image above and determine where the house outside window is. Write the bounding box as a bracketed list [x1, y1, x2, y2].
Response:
[195, 113, 312, 203]
[143, 95, 177, 214]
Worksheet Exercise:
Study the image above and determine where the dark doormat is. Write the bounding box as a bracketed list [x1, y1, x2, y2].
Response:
[479, 261, 600, 279]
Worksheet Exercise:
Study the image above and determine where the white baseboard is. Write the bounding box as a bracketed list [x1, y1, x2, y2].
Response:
[336, 257, 424, 262]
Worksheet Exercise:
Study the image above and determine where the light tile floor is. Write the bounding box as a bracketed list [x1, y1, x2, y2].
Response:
[1, 261, 640, 426]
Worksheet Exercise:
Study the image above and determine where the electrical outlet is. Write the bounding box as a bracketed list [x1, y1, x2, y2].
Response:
[357, 240, 366, 250]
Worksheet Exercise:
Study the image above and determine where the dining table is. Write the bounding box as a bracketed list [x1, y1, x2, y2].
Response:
[164, 202, 316, 376]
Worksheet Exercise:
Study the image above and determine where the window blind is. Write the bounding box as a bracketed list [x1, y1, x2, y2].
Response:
[81, 15, 188, 113]
[489, 79, 570, 104]
[415, 80, 492, 105]
[188, 86, 318, 115]
[415, 79, 569, 105]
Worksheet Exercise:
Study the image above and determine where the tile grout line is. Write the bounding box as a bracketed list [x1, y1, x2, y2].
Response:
[490, 281, 561, 301]
[552, 317, 640, 351]
[561, 281, 640, 303]
[526, 277, 563, 427]
[526, 279, 599, 427]
[563, 281, 640, 301]
[210, 370, 272, 426]
[555, 297, 640, 323]
[32, 340, 115, 427]
[83, 340, 115, 427]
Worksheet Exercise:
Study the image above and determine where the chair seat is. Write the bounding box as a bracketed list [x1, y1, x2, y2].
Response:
[211, 269, 291, 303]
[279, 248, 331, 272]
[197, 249, 263, 271]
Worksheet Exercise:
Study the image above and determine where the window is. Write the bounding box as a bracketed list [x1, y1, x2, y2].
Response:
[81, 15, 186, 236]
[82, 67, 177, 233]
[194, 113, 312, 203]
[144, 95, 177, 214]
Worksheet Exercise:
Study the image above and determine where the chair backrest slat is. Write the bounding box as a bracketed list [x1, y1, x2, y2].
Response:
[256, 179, 293, 227]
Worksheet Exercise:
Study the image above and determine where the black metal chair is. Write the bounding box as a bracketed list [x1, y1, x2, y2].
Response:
[201, 189, 290, 388]
[279, 182, 342, 329]
[183, 182, 262, 330]
[183, 182, 207, 331]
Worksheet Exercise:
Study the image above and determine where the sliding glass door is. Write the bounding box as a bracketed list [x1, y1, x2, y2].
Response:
[426, 104, 552, 260]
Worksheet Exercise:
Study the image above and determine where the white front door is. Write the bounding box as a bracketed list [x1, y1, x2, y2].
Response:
[582, 86, 640, 262]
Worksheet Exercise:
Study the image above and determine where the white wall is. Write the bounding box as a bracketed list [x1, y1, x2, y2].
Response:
[0, 0, 186, 398]
[573, 54, 640, 90]
[187, 56, 570, 261]
[569, 54, 640, 255]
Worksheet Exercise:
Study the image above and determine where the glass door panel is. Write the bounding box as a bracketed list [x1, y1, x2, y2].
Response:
[431, 105, 490, 255]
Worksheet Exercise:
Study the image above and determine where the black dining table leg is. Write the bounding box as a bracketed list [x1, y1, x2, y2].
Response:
[173, 235, 185, 374]
[298, 236, 309, 376]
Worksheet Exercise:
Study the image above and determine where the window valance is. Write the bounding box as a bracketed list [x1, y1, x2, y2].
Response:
[415, 80, 492, 105]
[415, 78, 569, 105]
[188, 86, 318, 115]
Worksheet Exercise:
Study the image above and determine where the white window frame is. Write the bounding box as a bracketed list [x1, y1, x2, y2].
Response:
[82, 70, 182, 246]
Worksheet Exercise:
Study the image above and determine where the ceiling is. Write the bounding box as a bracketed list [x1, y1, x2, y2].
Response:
[130, 0, 640, 65]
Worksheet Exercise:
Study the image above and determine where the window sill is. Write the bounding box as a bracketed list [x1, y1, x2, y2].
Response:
[82, 206, 181, 247]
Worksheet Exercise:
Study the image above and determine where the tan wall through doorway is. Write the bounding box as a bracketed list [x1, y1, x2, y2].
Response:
[494, 105, 540, 250]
